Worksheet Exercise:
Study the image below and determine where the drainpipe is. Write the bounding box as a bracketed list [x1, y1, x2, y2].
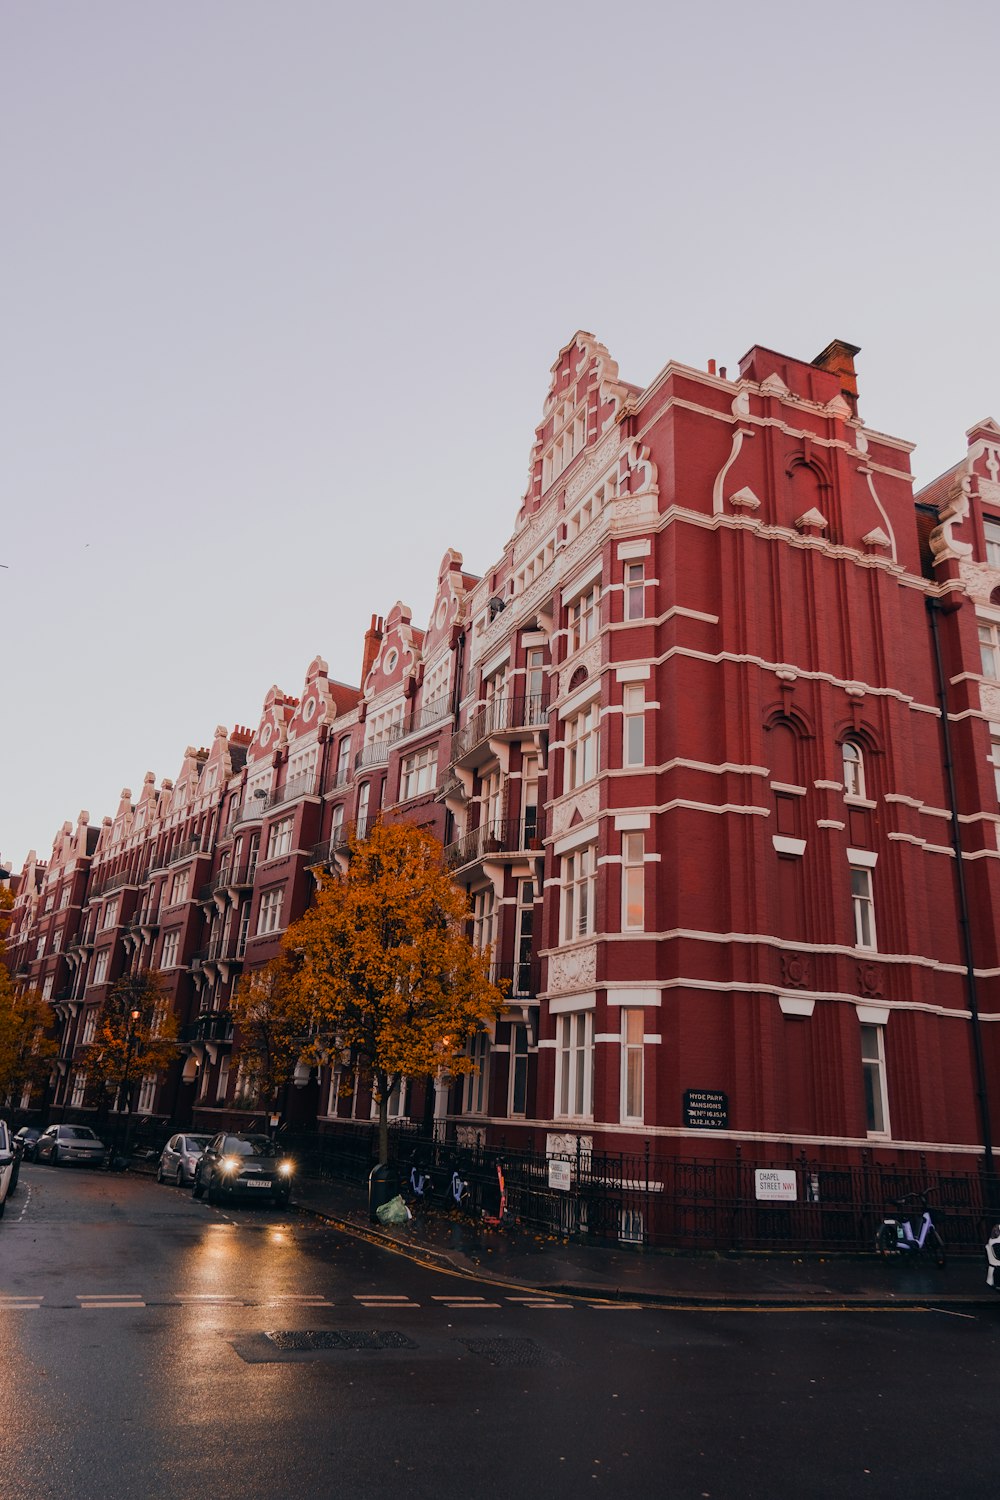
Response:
[927, 596, 995, 1181]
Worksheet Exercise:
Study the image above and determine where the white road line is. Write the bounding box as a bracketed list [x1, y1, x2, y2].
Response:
[438, 1301, 502, 1309]
[587, 1303, 644, 1310]
[173, 1295, 244, 1304]
[267, 1297, 331, 1306]
[431, 1296, 496, 1303]
[505, 1298, 573, 1308]
[0, 1298, 42, 1309]
[354, 1296, 420, 1308]
[78, 1300, 146, 1309]
[76, 1295, 144, 1302]
[15, 1186, 32, 1222]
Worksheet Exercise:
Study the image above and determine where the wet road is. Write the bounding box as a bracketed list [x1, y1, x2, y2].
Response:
[2, 1164, 1000, 1499]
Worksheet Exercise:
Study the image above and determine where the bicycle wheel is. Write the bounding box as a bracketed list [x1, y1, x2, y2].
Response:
[876, 1225, 896, 1258]
[929, 1230, 946, 1268]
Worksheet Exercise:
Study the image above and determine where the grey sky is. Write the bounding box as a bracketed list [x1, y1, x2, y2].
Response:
[2, 1, 997, 872]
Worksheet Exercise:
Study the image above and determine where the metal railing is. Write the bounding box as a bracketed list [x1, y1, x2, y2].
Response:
[443, 816, 545, 870]
[487, 958, 540, 998]
[165, 836, 210, 866]
[180, 1011, 234, 1044]
[450, 695, 549, 764]
[212, 860, 256, 893]
[354, 740, 391, 771]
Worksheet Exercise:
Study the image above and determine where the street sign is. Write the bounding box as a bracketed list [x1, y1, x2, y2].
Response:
[754, 1168, 797, 1202]
[683, 1089, 728, 1129]
[548, 1159, 572, 1191]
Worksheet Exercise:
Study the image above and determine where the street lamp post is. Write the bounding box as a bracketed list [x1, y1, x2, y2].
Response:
[119, 1008, 142, 1163]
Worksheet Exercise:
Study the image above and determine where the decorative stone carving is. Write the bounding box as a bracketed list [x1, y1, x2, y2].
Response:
[729, 486, 760, 510]
[857, 961, 883, 998]
[980, 683, 1000, 719]
[560, 641, 601, 696]
[779, 952, 811, 990]
[929, 472, 975, 567]
[795, 507, 828, 535]
[546, 1132, 593, 1162]
[552, 785, 600, 836]
[456, 1125, 486, 1147]
[863, 527, 892, 551]
[548, 944, 597, 992]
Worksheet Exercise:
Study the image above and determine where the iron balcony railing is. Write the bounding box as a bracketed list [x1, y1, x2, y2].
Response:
[443, 816, 545, 870]
[264, 772, 319, 810]
[309, 841, 334, 868]
[165, 836, 210, 866]
[449, 695, 549, 765]
[354, 740, 391, 771]
[180, 1012, 234, 1045]
[211, 859, 257, 893]
[487, 959, 540, 998]
[103, 869, 140, 895]
[204, 933, 246, 964]
[352, 698, 453, 773]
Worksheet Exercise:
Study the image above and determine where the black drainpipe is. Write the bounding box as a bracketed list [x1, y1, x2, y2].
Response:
[927, 596, 995, 1182]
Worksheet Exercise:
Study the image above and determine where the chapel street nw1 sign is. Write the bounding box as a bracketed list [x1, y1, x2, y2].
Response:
[683, 1089, 728, 1129]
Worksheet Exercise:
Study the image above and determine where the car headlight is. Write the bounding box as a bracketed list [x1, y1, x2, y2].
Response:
[221, 1156, 240, 1173]
[279, 1161, 294, 1176]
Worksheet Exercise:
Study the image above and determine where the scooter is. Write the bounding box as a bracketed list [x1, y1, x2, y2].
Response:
[985, 1222, 1000, 1291]
[876, 1191, 946, 1266]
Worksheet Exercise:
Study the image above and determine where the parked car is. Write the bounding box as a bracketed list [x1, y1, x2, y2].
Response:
[13, 1126, 42, 1162]
[192, 1133, 295, 1208]
[0, 1122, 16, 1215]
[35, 1124, 107, 1168]
[157, 1133, 212, 1187]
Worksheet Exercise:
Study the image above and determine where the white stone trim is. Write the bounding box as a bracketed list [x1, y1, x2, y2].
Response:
[557, 679, 602, 721]
[548, 991, 596, 1015]
[817, 819, 846, 829]
[481, 643, 512, 680]
[560, 556, 604, 607]
[616, 539, 651, 560]
[847, 847, 878, 867]
[779, 995, 815, 1017]
[856, 1004, 890, 1025]
[772, 836, 806, 857]
[814, 780, 843, 791]
[770, 782, 807, 796]
[615, 664, 651, 682]
[606, 987, 660, 1006]
[553, 822, 599, 857]
[614, 813, 651, 831]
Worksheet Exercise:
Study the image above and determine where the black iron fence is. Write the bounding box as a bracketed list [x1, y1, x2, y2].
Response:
[280, 1127, 998, 1254]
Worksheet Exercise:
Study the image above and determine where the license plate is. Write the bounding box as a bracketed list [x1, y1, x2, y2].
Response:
[245, 1179, 272, 1189]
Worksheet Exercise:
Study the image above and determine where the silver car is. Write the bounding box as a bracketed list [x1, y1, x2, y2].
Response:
[157, 1133, 211, 1187]
[36, 1124, 106, 1167]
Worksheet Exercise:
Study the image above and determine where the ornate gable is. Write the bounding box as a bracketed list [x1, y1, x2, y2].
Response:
[521, 331, 630, 518]
[363, 601, 423, 702]
[288, 656, 336, 742]
[246, 686, 298, 767]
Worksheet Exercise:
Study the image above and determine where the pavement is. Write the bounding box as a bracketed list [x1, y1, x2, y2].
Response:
[289, 1172, 999, 1309]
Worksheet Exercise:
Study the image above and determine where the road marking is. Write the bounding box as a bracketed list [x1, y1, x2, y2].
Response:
[0, 1296, 42, 1309]
[587, 1303, 644, 1310]
[268, 1296, 332, 1306]
[78, 1297, 146, 1309]
[432, 1296, 502, 1309]
[505, 1297, 573, 1308]
[354, 1295, 420, 1308]
[173, 1294, 244, 1304]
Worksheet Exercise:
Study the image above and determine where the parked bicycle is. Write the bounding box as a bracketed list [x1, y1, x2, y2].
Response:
[876, 1191, 946, 1266]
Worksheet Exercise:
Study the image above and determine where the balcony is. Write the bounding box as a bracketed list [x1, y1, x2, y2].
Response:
[212, 859, 257, 894]
[264, 772, 319, 811]
[180, 1011, 234, 1045]
[200, 934, 247, 968]
[166, 836, 210, 866]
[449, 695, 549, 767]
[443, 816, 545, 871]
[354, 740, 391, 772]
[488, 959, 541, 999]
[309, 841, 334, 869]
[103, 869, 140, 895]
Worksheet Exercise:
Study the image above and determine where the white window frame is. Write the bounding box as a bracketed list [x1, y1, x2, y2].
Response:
[169, 871, 189, 906]
[985, 517, 1000, 568]
[568, 584, 600, 655]
[561, 843, 596, 943]
[356, 782, 371, 840]
[842, 741, 866, 799]
[623, 684, 645, 768]
[851, 866, 877, 950]
[621, 1008, 645, 1124]
[461, 1032, 491, 1115]
[989, 722, 1000, 802]
[267, 817, 294, 861]
[160, 929, 180, 970]
[556, 1011, 593, 1120]
[861, 1022, 889, 1135]
[93, 949, 110, 985]
[103, 899, 119, 931]
[257, 887, 284, 936]
[621, 833, 645, 931]
[70, 1069, 87, 1109]
[508, 1022, 529, 1118]
[136, 1075, 156, 1115]
[472, 887, 496, 955]
[624, 561, 645, 620]
[564, 703, 599, 793]
[980, 619, 1000, 680]
[400, 745, 438, 801]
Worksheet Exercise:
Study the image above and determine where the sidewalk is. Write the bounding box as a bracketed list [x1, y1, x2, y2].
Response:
[291, 1174, 996, 1309]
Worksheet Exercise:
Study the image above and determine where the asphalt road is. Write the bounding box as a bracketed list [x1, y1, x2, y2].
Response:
[3, 1163, 1000, 1500]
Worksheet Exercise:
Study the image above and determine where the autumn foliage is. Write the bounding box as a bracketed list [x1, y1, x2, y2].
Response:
[0, 887, 58, 1105]
[284, 820, 505, 1161]
[81, 969, 179, 1113]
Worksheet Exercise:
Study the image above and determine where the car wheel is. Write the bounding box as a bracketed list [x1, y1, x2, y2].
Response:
[192, 1170, 205, 1200]
[175, 1164, 185, 1187]
[156, 1164, 165, 1183]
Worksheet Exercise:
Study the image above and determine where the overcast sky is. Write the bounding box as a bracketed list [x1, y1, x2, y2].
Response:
[2, 1, 998, 873]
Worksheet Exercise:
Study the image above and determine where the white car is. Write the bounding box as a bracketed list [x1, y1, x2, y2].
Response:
[0, 1122, 16, 1218]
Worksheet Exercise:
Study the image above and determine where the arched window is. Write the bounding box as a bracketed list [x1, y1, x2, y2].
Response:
[842, 741, 865, 799]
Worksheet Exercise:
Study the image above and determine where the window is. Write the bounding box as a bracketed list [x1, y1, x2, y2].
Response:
[564, 703, 599, 792]
[561, 843, 596, 942]
[169, 871, 189, 906]
[514, 879, 535, 995]
[371, 1078, 407, 1120]
[257, 888, 284, 936]
[400, 745, 437, 801]
[622, 833, 645, 931]
[35, 937, 45, 959]
[990, 723, 1000, 802]
[136, 1075, 156, 1114]
[508, 1024, 529, 1117]
[621, 1009, 645, 1123]
[842, 741, 865, 799]
[60, 888, 71, 910]
[472, 887, 496, 955]
[556, 1011, 593, 1118]
[481, 768, 505, 841]
[81, 1009, 97, 1046]
[851, 866, 877, 950]
[160, 930, 180, 969]
[542, 400, 587, 489]
[525, 647, 546, 721]
[462, 1031, 491, 1114]
[624, 562, 645, 621]
[103, 899, 119, 930]
[520, 754, 539, 845]
[623, 685, 645, 767]
[42, 976, 54, 1000]
[335, 736, 353, 787]
[70, 1070, 87, 1109]
[861, 1023, 889, 1134]
[267, 817, 294, 860]
[980, 620, 1000, 679]
[93, 949, 110, 985]
[216, 1055, 230, 1104]
[326, 1067, 343, 1118]
[356, 783, 371, 840]
[985, 518, 1000, 568]
[236, 902, 250, 957]
[568, 584, 600, 654]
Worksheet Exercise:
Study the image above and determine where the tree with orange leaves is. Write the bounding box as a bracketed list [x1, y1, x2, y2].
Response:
[284, 820, 505, 1164]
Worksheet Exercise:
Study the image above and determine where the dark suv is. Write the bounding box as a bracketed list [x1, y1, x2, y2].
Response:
[192, 1133, 294, 1207]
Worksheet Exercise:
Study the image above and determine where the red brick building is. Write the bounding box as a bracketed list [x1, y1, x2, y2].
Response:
[7, 331, 1000, 1178]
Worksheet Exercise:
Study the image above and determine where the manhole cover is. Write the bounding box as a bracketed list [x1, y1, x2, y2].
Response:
[460, 1336, 547, 1367]
[264, 1329, 416, 1352]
